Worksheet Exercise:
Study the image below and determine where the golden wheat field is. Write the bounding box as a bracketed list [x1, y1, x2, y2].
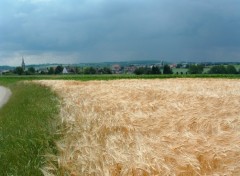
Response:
[36, 79, 240, 176]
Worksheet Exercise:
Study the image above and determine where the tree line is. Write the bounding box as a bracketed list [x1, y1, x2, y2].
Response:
[134, 65, 173, 75]
[188, 64, 239, 74]
[135, 64, 240, 75]
[12, 64, 240, 75]
[14, 65, 112, 75]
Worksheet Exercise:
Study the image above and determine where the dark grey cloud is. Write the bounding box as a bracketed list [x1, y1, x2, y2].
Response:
[0, 0, 240, 66]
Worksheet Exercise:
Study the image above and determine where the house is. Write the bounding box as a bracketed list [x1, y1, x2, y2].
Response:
[170, 64, 177, 68]
[38, 68, 49, 74]
[62, 67, 69, 74]
[124, 65, 137, 74]
[111, 64, 122, 74]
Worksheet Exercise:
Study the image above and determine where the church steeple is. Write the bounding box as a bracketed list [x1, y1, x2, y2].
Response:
[21, 56, 25, 71]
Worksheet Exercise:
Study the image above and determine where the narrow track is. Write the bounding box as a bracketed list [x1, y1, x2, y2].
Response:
[0, 86, 11, 108]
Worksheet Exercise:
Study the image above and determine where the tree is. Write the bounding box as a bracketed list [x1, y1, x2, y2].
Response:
[98, 67, 112, 74]
[151, 66, 161, 74]
[84, 67, 96, 74]
[15, 67, 24, 75]
[104, 67, 112, 74]
[144, 67, 152, 74]
[134, 67, 145, 75]
[40, 71, 46, 75]
[26, 67, 35, 75]
[163, 65, 173, 74]
[226, 65, 237, 74]
[134, 67, 155, 75]
[48, 67, 54, 74]
[176, 64, 182, 68]
[55, 65, 63, 74]
[208, 65, 227, 74]
[75, 67, 81, 74]
[188, 64, 204, 74]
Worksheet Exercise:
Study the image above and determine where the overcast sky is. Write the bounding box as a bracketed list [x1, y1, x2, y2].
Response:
[0, 0, 240, 66]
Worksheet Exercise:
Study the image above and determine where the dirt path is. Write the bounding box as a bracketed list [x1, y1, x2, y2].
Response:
[0, 86, 11, 108]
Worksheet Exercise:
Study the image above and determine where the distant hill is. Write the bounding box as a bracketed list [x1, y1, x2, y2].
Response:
[0, 66, 14, 71]
[20, 60, 164, 69]
[26, 63, 60, 69]
[74, 60, 164, 67]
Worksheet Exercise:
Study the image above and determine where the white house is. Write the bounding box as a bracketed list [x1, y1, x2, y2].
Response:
[62, 67, 68, 74]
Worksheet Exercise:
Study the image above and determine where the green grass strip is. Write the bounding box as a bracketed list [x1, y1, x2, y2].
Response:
[0, 82, 59, 175]
[0, 73, 240, 83]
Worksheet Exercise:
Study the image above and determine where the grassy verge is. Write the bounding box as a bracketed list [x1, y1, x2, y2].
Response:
[0, 81, 59, 175]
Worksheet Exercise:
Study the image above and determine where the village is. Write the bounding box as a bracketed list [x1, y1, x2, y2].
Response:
[1, 57, 240, 75]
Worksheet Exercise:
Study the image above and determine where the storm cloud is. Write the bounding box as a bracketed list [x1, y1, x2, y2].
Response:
[0, 0, 240, 65]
